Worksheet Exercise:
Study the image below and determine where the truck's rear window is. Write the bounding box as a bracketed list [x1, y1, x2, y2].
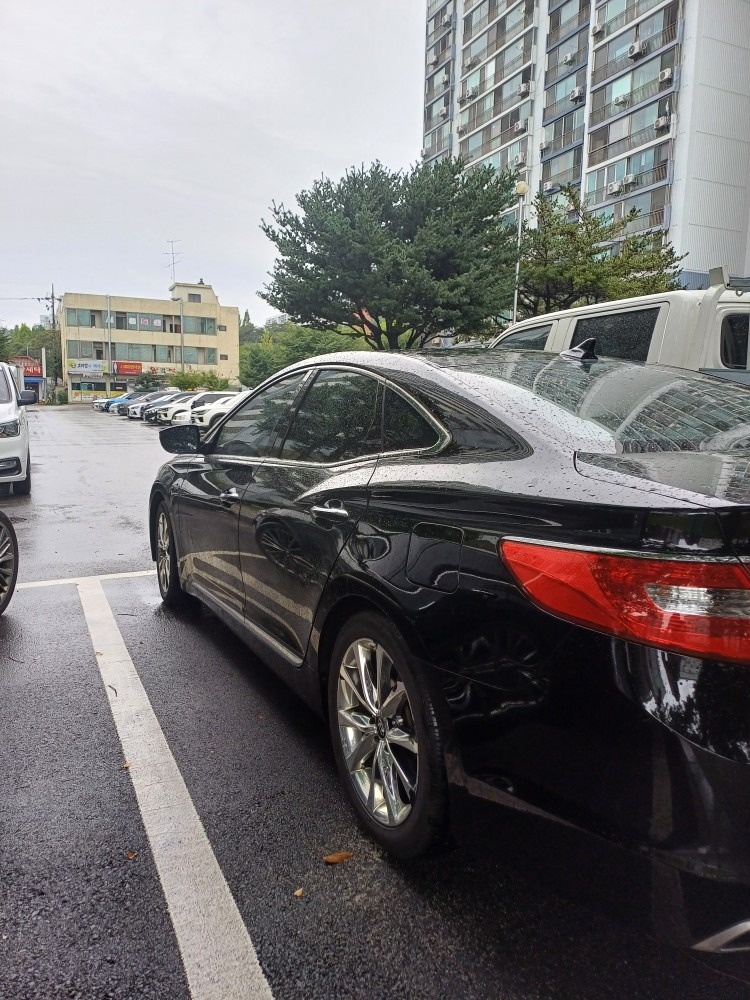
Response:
[721, 314, 749, 369]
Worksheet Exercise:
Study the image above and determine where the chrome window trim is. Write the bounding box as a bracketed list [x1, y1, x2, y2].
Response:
[500, 535, 741, 563]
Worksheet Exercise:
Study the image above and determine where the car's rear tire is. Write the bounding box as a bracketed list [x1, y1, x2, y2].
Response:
[327, 611, 448, 860]
[0, 512, 19, 615]
[14, 453, 31, 496]
[155, 501, 194, 610]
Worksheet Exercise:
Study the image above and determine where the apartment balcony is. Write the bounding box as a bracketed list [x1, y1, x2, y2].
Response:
[463, 0, 527, 43]
[595, 0, 669, 41]
[546, 45, 588, 86]
[547, 5, 590, 49]
[459, 51, 528, 103]
[624, 206, 666, 234]
[543, 88, 585, 124]
[589, 74, 673, 127]
[588, 118, 671, 166]
[426, 19, 453, 48]
[427, 0, 446, 20]
[541, 165, 582, 191]
[461, 12, 534, 73]
[586, 161, 669, 205]
[462, 122, 527, 160]
[591, 22, 678, 86]
[422, 134, 452, 160]
[461, 85, 531, 134]
[425, 77, 451, 103]
[541, 124, 584, 158]
[424, 109, 451, 132]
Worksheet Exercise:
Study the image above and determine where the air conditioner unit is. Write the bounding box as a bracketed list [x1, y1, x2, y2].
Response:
[517, 81, 531, 96]
[467, 55, 480, 68]
[592, 23, 604, 36]
[457, 124, 467, 135]
[439, 107, 449, 118]
[513, 153, 527, 167]
[562, 52, 575, 65]
[654, 115, 670, 130]
[421, 149, 429, 158]
[607, 181, 623, 195]
[543, 181, 556, 193]
[514, 119, 528, 134]
[467, 86, 479, 98]
[441, 14, 452, 27]
[659, 68, 673, 83]
[540, 139, 551, 151]
[428, 57, 439, 67]
[628, 41, 648, 59]
[458, 93, 468, 104]
[569, 86, 584, 102]
[623, 173, 637, 186]
[613, 94, 629, 106]
[440, 74, 450, 86]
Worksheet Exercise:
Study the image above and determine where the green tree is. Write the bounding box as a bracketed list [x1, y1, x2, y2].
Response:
[261, 159, 518, 350]
[2, 323, 62, 384]
[517, 186, 684, 318]
[239, 309, 264, 345]
[134, 373, 165, 391]
[239, 323, 366, 388]
[170, 371, 231, 391]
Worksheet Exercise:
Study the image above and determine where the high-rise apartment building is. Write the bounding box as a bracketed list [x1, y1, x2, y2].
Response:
[423, 0, 750, 287]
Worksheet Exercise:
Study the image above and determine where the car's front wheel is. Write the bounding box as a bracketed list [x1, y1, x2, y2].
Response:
[328, 611, 448, 859]
[0, 512, 19, 615]
[155, 501, 193, 610]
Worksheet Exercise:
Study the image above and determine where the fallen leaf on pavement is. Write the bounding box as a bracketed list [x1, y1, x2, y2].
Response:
[95, 651, 102, 656]
[125, 851, 137, 861]
[121, 762, 131, 770]
[293, 888, 304, 898]
[323, 851, 353, 865]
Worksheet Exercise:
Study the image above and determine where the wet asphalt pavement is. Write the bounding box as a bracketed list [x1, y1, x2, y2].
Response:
[2, 406, 750, 1000]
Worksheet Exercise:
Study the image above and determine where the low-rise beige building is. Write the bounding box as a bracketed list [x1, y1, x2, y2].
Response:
[60, 281, 240, 401]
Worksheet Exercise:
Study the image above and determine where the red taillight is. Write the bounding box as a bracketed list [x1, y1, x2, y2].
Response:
[499, 539, 750, 664]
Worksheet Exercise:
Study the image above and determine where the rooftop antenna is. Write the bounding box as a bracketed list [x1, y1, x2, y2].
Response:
[164, 240, 184, 284]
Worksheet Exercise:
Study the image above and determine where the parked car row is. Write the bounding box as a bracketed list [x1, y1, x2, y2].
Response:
[92, 389, 242, 426]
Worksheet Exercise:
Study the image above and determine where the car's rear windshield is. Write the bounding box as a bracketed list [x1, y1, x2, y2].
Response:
[429, 351, 750, 454]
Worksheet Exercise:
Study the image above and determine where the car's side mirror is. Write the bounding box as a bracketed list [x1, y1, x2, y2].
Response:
[18, 390, 36, 406]
[160, 424, 202, 454]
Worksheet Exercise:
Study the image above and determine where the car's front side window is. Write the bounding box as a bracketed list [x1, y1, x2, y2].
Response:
[213, 372, 307, 458]
[498, 324, 553, 350]
[279, 369, 382, 463]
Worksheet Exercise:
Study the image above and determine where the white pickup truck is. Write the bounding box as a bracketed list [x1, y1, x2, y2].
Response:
[489, 266, 750, 386]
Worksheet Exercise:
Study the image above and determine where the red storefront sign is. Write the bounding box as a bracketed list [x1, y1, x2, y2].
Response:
[113, 361, 143, 376]
[10, 355, 43, 377]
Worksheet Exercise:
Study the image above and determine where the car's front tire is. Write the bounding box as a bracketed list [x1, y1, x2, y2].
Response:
[328, 611, 448, 860]
[155, 501, 194, 610]
[14, 452, 31, 496]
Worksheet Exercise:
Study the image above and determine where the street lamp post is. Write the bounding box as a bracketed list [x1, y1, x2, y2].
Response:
[512, 179, 529, 326]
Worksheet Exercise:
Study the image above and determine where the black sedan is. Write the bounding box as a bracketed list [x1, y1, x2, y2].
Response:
[149, 349, 750, 952]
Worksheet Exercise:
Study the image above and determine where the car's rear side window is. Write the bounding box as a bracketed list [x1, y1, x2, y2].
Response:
[573, 307, 660, 362]
[280, 369, 382, 463]
[383, 387, 440, 452]
[720, 313, 749, 370]
[497, 324, 552, 350]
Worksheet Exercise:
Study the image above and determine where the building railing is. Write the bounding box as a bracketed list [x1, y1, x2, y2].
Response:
[463, 0, 526, 43]
[597, 0, 667, 40]
[546, 45, 588, 85]
[424, 109, 451, 132]
[427, 0, 446, 20]
[461, 50, 527, 102]
[542, 164, 582, 189]
[426, 20, 453, 48]
[461, 12, 534, 73]
[547, 5, 590, 49]
[588, 119, 670, 165]
[462, 122, 524, 160]
[461, 86, 530, 133]
[591, 22, 678, 86]
[624, 207, 666, 233]
[543, 88, 585, 124]
[541, 124, 585, 157]
[425, 77, 450, 102]
[423, 134, 451, 160]
[589, 75, 669, 127]
[587, 161, 669, 205]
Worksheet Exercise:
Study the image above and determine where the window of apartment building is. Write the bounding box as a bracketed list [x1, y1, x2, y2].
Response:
[542, 106, 584, 147]
[218, 324, 227, 331]
[183, 347, 198, 365]
[188, 293, 201, 303]
[79, 341, 93, 358]
[542, 146, 582, 184]
[127, 313, 138, 329]
[591, 50, 675, 123]
[127, 343, 154, 362]
[220, 353, 229, 361]
[545, 68, 586, 111]
[549, 0, 587, 35]
[589, 97, 672, 163]
[163, 315, 181, 334]
[66, 340, 79, 358]
[586, 141, 669, 202]
[547, 28, 587, 73]
[183, 316, 217, 335]
[92, 341, 105, 360]
[66, 308, 101, 327]
[115, 312, 127, 329]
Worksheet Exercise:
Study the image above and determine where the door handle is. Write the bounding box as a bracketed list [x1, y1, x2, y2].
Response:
[311, 502, 349, 520]
[219, 488, 240, 507]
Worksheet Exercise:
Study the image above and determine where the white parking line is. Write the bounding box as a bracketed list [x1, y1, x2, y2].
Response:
[76, 577, 273, 1000]
[17, 569, 157, 590]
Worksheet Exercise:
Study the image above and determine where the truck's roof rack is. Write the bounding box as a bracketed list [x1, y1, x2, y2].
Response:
[708, 266, 750, 292]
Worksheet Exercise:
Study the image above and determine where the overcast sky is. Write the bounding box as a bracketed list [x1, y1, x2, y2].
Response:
[0, 0, 426, 328]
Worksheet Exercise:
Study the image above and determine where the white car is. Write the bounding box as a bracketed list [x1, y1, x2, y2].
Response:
[192, 390, 250, 430]
[0, 362, 35, 495]
[158, 391, 235, 425]
[127, 389, 180, 419]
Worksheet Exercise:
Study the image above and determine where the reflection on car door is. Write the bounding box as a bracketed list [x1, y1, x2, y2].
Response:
[175, 372, 308, 614]
[238, 368, 383, 661]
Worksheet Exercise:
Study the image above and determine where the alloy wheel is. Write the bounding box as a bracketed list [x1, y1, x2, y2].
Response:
[156, 510, 171, 594]
[0, 519, 16, 605]
[336, 638, 419, 827]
